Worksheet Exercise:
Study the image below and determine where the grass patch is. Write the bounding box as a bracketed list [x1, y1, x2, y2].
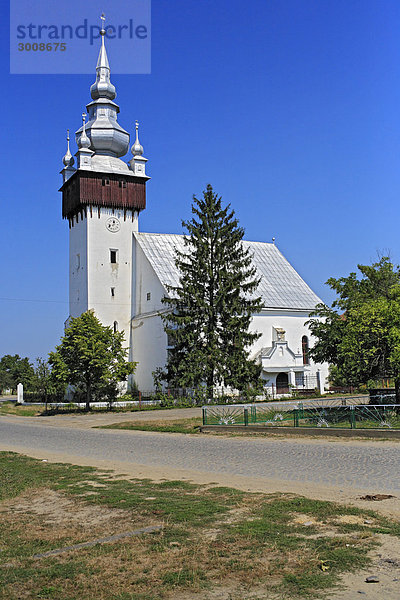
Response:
[0, 451, 398, 600]
[98, 418, 202, 434]
[0, 401, 41, 417]
[0, 402, 200, 418]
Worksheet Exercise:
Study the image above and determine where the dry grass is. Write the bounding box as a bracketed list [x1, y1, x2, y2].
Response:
[1, 452, 399, 600]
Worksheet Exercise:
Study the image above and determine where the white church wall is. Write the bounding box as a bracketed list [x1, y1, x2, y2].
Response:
[69, 215, 88, 317]
[250, 310, 314, 356]
[133, 240, 167, 317]
[131, 240, 169, 390]
[132, 314, 167, 391]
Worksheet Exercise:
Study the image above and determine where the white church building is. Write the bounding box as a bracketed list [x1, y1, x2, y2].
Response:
[60, 26, 329, 396]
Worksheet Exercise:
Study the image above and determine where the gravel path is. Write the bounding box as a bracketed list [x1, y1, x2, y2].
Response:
[0, 416, 398, 496]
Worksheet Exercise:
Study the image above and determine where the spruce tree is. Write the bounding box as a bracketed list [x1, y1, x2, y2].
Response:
[162, 185, 263, 395]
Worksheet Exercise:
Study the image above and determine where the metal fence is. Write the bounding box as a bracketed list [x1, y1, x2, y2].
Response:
[202, 400, 400, 430]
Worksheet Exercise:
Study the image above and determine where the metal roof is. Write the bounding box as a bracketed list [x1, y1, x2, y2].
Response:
[78, 155, 132, 175]
[134, 232, 322, 311]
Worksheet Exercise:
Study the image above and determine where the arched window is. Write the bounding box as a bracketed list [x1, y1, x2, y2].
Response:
[113, 321, 118, 333]
[302, 335, 310, 365]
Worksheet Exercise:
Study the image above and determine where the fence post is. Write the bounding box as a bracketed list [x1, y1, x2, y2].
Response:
[139, 391, 142, 410]
[350, 406, 356, 429]
[298, 402, 304, 419]
[244, 407, 249, 426]
[293, 409, 299, 427]
[202, 407, 207, 426]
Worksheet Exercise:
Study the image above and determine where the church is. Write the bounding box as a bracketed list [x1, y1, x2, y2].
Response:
[60, 25, 329, 396]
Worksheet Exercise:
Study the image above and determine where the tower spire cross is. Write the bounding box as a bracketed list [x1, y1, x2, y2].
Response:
[100, 13, 106, 36]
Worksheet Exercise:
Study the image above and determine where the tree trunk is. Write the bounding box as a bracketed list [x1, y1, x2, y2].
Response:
[395, 379, 400, 415]
[207, 371, 214, 404]
[86, 383, 91, 412]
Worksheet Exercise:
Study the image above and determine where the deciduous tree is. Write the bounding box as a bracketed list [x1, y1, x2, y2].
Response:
[308, 257, 400, 400]
[49, 311, 135, 410]
[0, 354, 34, 394]
[32, 357, 63, 411]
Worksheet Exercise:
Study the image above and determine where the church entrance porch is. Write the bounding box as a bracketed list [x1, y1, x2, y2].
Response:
[262, 370, 323, 399]
[276, 372, 289, 395]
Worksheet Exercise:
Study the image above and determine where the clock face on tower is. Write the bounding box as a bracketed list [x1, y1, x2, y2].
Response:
[106, 217, 121, 233]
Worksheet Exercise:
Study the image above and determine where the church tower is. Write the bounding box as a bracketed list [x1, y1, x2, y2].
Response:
[59, 17, 149, 349]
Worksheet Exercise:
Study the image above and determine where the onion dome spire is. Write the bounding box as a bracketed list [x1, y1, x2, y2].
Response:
[90, 13, 116, 101]
[61, 128, 76, 182]
[129, 120, 148, 177]
[75, 12, 129, 159]
[131, 120, 144, 156]
[62, 129, 75, 167]
[75, 112, 94, 169]
[78, 113, 91, 149]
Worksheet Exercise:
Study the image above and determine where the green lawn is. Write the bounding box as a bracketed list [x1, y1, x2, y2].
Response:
[0, 401, 41, 417]
[0, 452, 399, 599]
[98, 417, 202, 434]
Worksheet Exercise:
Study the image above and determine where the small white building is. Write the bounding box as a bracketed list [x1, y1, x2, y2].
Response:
[60, 26, 329, 396]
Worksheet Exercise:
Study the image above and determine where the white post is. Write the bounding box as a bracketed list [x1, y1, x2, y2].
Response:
[17, 383, 23, 404]
[317, 370, 323, 395]
[289, 370, 296, 390]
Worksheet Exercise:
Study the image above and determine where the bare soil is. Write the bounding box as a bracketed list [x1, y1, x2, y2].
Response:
[0, 487, 159, 546]
[329, 534, 400, 600]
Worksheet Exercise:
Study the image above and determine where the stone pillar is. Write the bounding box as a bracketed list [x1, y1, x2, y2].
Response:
[17, 383, 23, 404]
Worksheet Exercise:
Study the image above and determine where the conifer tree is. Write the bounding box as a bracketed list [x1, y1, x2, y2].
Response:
[162, 185, 263, 395]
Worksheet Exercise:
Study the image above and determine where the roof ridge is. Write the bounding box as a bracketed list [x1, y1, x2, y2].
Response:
[137, 232, 275, 245]
[137, 231, 183, 236]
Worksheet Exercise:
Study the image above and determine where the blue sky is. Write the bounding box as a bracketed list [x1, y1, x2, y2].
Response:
[1, 0, 400, 361]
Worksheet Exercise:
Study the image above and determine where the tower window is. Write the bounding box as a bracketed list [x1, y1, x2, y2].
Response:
[118, 181, 127, 189]
[302, 335, 310, 365]
[111, 287, 115, 297]
[113, 321, 118, 333]
[102, 178, 110, 186]
[110, 249, 117, 264]
[146, 292, 151, 301]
